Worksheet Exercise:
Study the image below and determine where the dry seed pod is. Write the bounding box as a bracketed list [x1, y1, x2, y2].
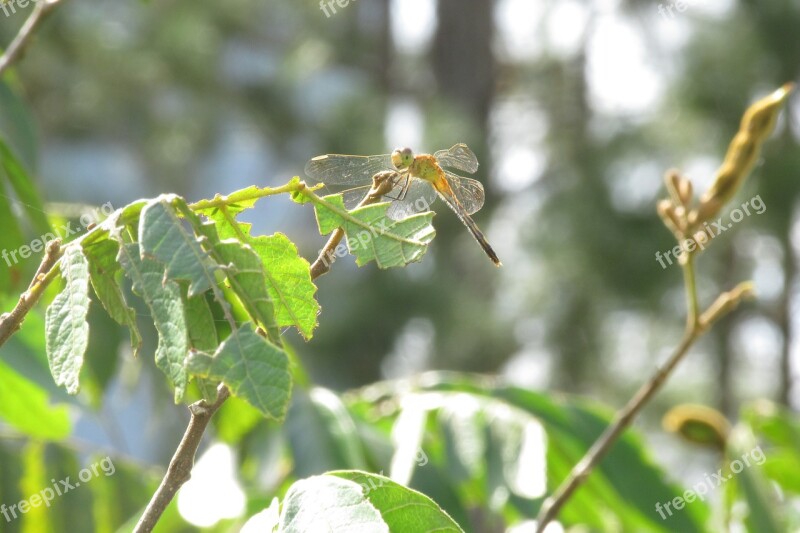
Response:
[696, 83, 794, 224]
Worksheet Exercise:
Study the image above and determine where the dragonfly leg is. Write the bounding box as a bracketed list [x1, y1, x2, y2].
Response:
[384, 174, 410, 202]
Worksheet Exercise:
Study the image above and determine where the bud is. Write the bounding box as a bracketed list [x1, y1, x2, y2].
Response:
[663, 404, 731, 451]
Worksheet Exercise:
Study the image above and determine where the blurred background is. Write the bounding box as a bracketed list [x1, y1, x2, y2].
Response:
[1, 0, 799, 530]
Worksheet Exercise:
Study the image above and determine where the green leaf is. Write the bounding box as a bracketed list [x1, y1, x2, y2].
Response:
[83, 235, 142, 357]
[193, 218, 281, 343]
[0, 134, 51, 236]
[0, 182, 25, 292]
[0, 359, 71, 439]
[184, 292, 221, 402]
[208, 204, 319, 339]
[278, 471, 464, 532]
[140, 196, 218, 297]
[311, 194, 435, 269]
[45, 245, 91, 395]
[186, 323, 291, 420]
[118, 242, 189, 402]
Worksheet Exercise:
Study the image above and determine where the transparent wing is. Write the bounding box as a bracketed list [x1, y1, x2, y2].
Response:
[339, 173, 407, 210]
[445, 171, 485, 215]
[386, 178, 437, 220]
[434, 143, 479, 174]
[304, 153, 394, 186]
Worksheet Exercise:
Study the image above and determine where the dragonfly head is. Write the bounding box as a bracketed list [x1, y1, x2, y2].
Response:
[391, 147, 414, 170]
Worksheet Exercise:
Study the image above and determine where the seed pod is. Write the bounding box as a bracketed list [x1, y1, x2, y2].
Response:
[695, 83, 794, 224]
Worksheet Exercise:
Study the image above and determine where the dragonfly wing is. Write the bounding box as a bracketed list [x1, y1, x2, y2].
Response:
[434, 143, 479, 174]
[445, 172, 485, 215]
[341, 185, 374, 209]
[386, 178, 437, 220]
[304, 153, 394, 186]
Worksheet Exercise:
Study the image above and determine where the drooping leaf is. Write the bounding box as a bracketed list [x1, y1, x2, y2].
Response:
[45, 245, 91, 394]
[186, 323, 291, 420]
[117, 242, 189, 402]
[309, 194, 435, 269]
[83, 234, 142, 357]
[0, 359, 71, 439]
[139, 196, 217, 297]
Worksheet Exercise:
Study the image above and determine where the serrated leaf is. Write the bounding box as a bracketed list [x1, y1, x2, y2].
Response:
[209, 206, 318, 339]
[140, 196, 217, 297]
[278, 471, 464, 533]
[83, 235, 142, 357]
[192, 219, 282, 343]
[0, 359, 71, 439]
[118, 242, 189, 402]
[186, 323, 290, 420]
[0, 134, 51, 236]
[312, 194, 435, 269]
[45, 245, 91, 394]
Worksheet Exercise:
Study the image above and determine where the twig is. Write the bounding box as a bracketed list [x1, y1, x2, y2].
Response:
[0, 0, 63, 77]
[0, 239, 61, 347]
[133, 385, 230, 533]
[134, 173, 397, 532]
[535, 258, 753, 532]
[309, 170, 398, 279]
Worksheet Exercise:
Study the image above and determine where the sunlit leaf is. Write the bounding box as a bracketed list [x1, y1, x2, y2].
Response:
[118, 242, 189, 402]
[0, 359, 71, 439]
[186, 323, 291, 420]
[45, 245, 91, 394]
[310, 194, 435, 269]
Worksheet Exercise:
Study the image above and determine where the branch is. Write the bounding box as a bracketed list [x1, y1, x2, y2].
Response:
[0, 239, 61, 347]
[134, 173, 398, 532]
[535, 271, 754, 531]
[0, 0, 63, 77]
[133, 385, 230, 532]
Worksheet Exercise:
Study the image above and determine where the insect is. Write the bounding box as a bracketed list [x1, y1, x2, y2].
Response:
[304, 143, 501, 266]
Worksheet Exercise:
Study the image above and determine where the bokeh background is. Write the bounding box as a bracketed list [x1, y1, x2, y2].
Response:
[1, 0, 799, 530]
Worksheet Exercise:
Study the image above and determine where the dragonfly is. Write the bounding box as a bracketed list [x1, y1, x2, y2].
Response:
[304, 143, 501, 266]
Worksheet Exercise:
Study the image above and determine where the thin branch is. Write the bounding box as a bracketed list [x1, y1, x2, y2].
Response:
[0, 0, 63, 77]
[133, 385, 230, 533]
[535, 259, 753, 532]
[134, 172, 398, 532]
[0, 239, 61, 347]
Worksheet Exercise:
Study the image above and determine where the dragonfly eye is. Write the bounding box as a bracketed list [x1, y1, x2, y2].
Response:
[391, 147, 414, 169]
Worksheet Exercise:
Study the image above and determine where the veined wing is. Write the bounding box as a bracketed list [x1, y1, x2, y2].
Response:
[304, 153, 394, 186]
[444, 171, 485, 215]
[434, 143, 479, 174]
[339, 172, 406, 210]
[386, 177, 437, 221]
